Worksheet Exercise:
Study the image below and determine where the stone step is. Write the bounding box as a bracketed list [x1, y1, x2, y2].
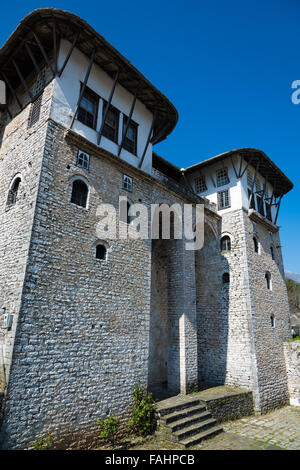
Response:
[160, 404, 208, 425]
[166, 410, 213, 432]
[173, 418, 218, 441]
[157, 399, 201, 417]
[180, 425, 224, 448]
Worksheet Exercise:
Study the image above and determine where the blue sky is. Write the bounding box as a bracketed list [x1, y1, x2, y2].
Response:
[1, 0, 300, 272]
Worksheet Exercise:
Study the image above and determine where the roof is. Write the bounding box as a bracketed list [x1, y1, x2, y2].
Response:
[0, 8, 178, 144]
[184, 148, 293, 197]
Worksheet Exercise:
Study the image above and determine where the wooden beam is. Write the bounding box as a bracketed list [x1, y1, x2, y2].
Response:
[97, 69, 119, 146]
[0, 71, 22, 110]
[32, 30, 55, 77]
[240, 157, 254, 178]
[25, 42, 41, 76]
[237, 154, 244, 177]
[230, 155, 239, 178]
[118, 89, 138, 156]
[138, 110, 157, 169]
[58, 31, 80, 77]
[274, 194, 283, 225]
[11, 59, 33, 101]
[53, 22, 58, 75]
[70, 48, 96, 129]
[258, 173, 268, 214]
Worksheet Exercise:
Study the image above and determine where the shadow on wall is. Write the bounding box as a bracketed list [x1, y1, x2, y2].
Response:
[147, 218, 230, 398]
[195, 223, 230, 387]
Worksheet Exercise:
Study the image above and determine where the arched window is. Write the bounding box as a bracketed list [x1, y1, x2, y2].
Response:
[253, 236, 259, 253]
[222, 272, 230, 284]
[96, 243, 107, 260]
[265, 271, 272, 290]
[220, 235, 231, 251]
[71, 179, 88, 208]
[270, 314, 275, 328]
[7, 176, 21, 207]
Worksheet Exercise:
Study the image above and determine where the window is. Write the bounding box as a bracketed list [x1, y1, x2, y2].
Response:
[265, 271, 272, 290]
[253, 221, 257, 233]
[77, 86, 99, 129]
[76, 150, 90, 170]
[253, 236, 259, 253]
[33, 70, 46, 97]
[71, 179, 88, 208]
[221, 235, 231, 251]
[120, 200, 133, 224]
[195, 174, 207, 193]
[96, 244, 107, 260]
[256, 195, 265, 217]
[102, 102, 119, 143]
[122, 116, 138, 155]
[28, 93, 43, 128]
[265, 202, 272, 221]
[255, 179, 261, 193]
[7, 177, 21, 207]
[218, 189, 230, 210]
[122, 175, 133, 192]
[270, 246, 275, 260]
[270, 314, 275, 328]
[216, 168, 229, 187]
[222, 272, 230, 284]
[269, 231, 273, 242]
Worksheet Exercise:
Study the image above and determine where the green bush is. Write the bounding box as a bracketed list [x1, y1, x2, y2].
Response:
[97, 414, 120, 446]
[128, 382, 157, 436]
[32, 432, 53, 450]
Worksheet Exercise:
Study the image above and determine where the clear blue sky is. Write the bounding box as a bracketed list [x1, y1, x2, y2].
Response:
[1, 0, 300, 272]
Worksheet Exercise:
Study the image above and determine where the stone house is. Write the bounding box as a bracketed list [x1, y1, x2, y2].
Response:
[0, 9, 295, 448]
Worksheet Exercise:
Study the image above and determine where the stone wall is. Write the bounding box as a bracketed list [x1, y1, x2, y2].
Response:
[0, 81, 54, 391]
[284, 341, 300, 407]
[0, 114, 209, 448]
[245, 213, 291, 412]
[196, 209, 255, 391]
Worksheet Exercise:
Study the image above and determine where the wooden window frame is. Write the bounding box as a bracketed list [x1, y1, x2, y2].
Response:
[77, 85, 99, 130]
[102, 101, 120, 144]
[122, 116, 138, 155]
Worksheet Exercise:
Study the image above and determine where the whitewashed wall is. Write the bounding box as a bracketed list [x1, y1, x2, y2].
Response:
[187, 155, 276, 221]
[51, 39, 154, 174]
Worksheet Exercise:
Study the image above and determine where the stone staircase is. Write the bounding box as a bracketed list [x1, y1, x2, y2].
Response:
[157, 396, 223, 448]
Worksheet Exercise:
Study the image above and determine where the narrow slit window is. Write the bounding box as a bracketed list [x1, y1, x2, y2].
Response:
[71, 179, 88, 208]
[96, 244, 107, 260]
[7, 177, 21, 207]
[28, 94, 43, 128]
[222, 272, 230, 284]
[265, 271, 272, 290]
[253, 236, 259, 253]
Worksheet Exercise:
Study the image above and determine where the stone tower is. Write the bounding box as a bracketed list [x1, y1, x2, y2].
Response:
[0, 9, 293, 449]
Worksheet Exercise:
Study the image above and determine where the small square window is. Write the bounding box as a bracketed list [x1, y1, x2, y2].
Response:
[218, 189, 230, 210]
[76, 150, 90, 170]
[194, 174, 207, 193]
[122, 116, 138, 155]
[122, 175, 133, 192]
[216, 168, 230, 187]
